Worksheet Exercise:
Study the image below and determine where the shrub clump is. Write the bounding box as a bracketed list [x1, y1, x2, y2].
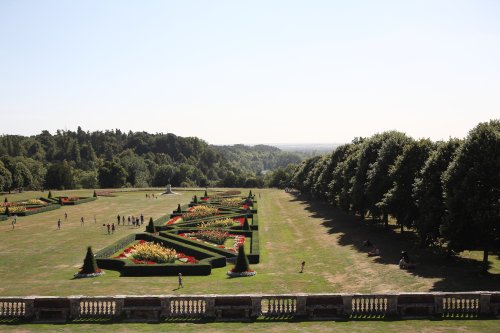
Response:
[133, 242, 177, 263]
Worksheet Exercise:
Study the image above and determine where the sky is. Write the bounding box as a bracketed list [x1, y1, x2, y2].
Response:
[0, 1, 499, 145]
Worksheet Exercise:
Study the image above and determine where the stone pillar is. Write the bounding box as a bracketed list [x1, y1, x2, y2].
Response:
[114, 296, 125, 319]
[250, 296, 262, 318]
[24, 297, 35, 321]
[342, 295, 353, 316]
[160, 297, 170, 318]
[204, 296, 216, 318]
[479, 293, 491, 315]
[68, 296, 80, 320]
[434, 293, 444, 315]
[386, 294, 398, 316]
[295, 295, 307, 317]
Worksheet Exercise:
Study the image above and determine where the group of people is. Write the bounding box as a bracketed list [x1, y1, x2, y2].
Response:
[145, 193, 157, 199]
[116, 214, 144, 227]
[57, 213, 95, 230]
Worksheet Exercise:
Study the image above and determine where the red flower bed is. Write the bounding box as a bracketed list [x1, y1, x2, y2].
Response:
[167, 216, 181, 225]
[201, 197, 209, 201]
[242, 204, 249, 210]
[233, 217, 245, 226]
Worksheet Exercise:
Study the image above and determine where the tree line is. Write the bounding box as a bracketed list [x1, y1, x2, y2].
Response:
[280, 120, 499, 272]
[0, 127, 304, 191]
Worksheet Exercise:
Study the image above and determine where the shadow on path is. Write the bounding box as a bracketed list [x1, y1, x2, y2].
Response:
[291, 195, 500, 292]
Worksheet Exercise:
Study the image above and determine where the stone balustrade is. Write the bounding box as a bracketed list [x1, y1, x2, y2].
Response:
[0, 292, 498, 323]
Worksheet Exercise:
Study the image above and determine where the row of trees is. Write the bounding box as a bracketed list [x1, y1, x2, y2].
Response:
[0, 128, 304, 191]
[288, 120, 499, 272]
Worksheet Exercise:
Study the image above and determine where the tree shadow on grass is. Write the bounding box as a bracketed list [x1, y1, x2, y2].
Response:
[290, 196, 500, 292]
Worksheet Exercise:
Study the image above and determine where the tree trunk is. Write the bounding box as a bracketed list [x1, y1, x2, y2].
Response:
[482, 248, 489, 274]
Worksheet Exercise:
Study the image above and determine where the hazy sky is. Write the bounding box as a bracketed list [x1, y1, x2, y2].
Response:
[1, 1, 499, 144]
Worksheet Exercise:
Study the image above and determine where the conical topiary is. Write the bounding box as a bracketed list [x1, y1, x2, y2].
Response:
[243, 216, 250, 230]
[93, 190, 97, 198]
[232, 245, 251, 273]
[193, 195, 198, 204]
[248, 190, 253, 197]
[81, 246, 99, 274]
[146, 217, 155, 233]
[177, 204, 182, 213]
[4, 197, 7, 203]
[48, 190, 52, 199]
[204, 190, 208, 197]
[5, 205, 10, 216]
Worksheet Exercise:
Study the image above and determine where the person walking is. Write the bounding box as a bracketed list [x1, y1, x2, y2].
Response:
[11, 215, 17, 230]
[111, 223, 115, 234]
[80, 217, 84, 226]
[107, 224, 111, 235]
[140, 214, 144, 225]
[122, 216, 125, 224]
[57, 219, 61, 230]
[94, 215, 97, 224]
[117, 214, 121, 225]
[64, 212, 68, 221]
[300, 261, 305, 273]
[178, 273, 183, 289]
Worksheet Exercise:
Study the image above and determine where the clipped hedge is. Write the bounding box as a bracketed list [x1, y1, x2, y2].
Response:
[22, 204, 61, 216]
[95, 233, 226, 276]
[59, 196, 97, 205]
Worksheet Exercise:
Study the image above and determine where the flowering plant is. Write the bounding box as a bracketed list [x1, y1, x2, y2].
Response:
[194, 230, 230, 245]
[199, 217, 234, 229]
[182, 205, 217, 221]
[133, 242, 177, 263]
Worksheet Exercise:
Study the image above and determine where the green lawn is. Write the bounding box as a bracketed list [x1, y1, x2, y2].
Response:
[0, 188, 498, 331]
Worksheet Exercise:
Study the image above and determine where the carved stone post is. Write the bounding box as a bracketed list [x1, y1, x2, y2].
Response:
[295, 295, 307, 317]
[24, 297, 35, 321]
[68, 296, 80, 320]
[204, 296, 216, 318]
[386, 294, 398, 316]
[114, 296, 125, 319]
[342, 295, 353, 316]
[250, 296, 262, 318]
[434, 293, 444, 316]
[160, 296, 170, 319]
[479, 293, 491, 315]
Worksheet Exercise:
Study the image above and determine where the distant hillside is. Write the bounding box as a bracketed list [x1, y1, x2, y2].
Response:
[213, 144, 304, 174]
[272, 143, 341, 155]
[0, 128, 305, 191]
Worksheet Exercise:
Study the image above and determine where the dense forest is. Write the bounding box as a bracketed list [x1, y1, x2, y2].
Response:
[0, 127, 304, 191]
[277, 120, 499, 272]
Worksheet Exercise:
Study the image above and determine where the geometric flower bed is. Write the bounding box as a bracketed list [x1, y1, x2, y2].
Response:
[0, 198, 61, 216]
[95, 190, 260, 276]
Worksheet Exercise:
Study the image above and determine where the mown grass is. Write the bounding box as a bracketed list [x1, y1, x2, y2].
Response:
[0, 188, 498, 332]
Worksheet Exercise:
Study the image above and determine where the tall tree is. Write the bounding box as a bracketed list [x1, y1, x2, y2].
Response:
[442, 120, 500, 273]
[382, 139, 434, 232]
[413, 139, 461, 246]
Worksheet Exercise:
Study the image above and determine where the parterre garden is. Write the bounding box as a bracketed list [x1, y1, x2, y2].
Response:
[95, 190, 259, 276]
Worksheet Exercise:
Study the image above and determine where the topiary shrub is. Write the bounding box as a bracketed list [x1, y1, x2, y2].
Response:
[146, 217, 156, 233]
[243, 216, 250, 230]
[48, 191, 52, 199]
[4, 197, 7, 203]
[5, 206, 9, 216]
[177, 204, 182, 213]
[81, 246, 99, 274]
[233, 245, 250, 273]
[204, 190, 208, 197]
[93, 190, 97, 198]
[249, 190, 253, 197]
[193, 195, 198, 204]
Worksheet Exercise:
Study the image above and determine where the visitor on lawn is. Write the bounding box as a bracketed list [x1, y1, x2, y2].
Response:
[57, 219, 61, 230]
[178, 273, 183, 288]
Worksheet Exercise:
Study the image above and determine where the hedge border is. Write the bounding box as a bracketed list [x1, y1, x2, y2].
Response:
[95, 233, 226, 276]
